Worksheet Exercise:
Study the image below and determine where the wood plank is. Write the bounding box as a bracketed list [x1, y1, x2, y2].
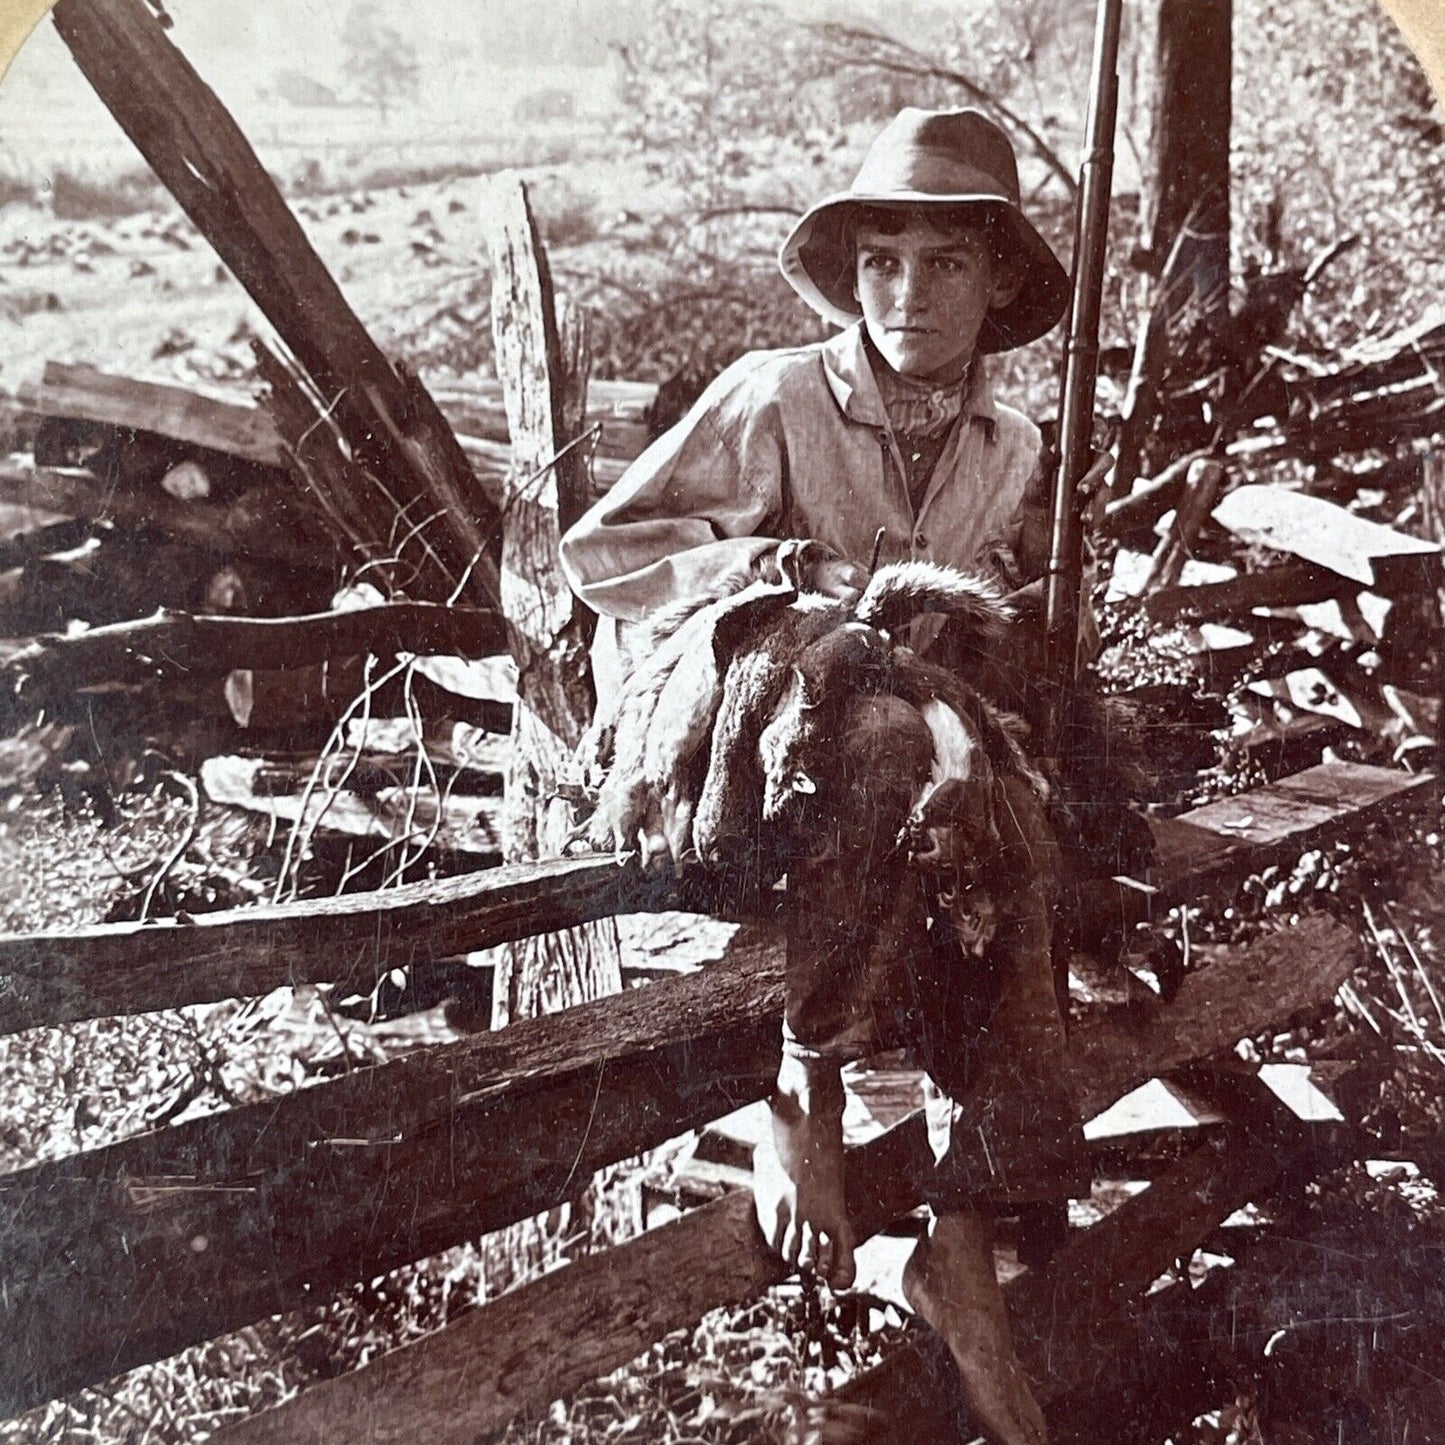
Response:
[1145, 559, 1357, 624]
[2, 602, 507, 702]
[1421, 448, 1445, 773]
[246, 741, 506, 799]
[456, 431, 628, 500]
[215, 1118, 925, 1445]
[429, 376, 654, 465]
[0, 855, 731, 1035]
[38, 360, 286, 469]
[833, 1078, 1356, 1443]
[24, 364, 642, 497]
[208, 923, 1358, 1445]
[1011, 1070, 1349, 1403]
[0, 928, 786, 1416]
[199, 756, 502, 857]
[0, 456, 337, 572]
[484, 174, 621, 1023]
[51, 0, 501, 608]
[1212, 483, 1439, 587]
[1066, 918, 1359, 1119]
[1044, 1202, 1445, 1445]
[1147, 760, 1438, 901]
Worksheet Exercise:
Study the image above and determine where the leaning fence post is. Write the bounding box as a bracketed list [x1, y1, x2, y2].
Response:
[51, 0, 501, 607]
[483, 173, 623, 1026]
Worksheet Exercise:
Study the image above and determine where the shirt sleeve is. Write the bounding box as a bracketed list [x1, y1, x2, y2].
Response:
[977, 441, 1052, 590]
[560, 360, 814, 622]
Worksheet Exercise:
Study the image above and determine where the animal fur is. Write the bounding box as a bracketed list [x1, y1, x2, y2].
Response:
[853, 560, 1014, 643]
[692, 594, 846, 864]
[573, 540, 825, 860]
[577, 557, 1096, 901]
[757, 623, 892, 820]
[580, 574, 790, 854]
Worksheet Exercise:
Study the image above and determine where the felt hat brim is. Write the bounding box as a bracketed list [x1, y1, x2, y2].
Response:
[777, 109, 1070, 353]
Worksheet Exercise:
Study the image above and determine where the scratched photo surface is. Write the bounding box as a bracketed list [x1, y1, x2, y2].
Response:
[0, 1, 1443, 1441]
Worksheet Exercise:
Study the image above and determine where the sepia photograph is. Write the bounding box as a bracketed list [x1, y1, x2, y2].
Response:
[0, 0, 1443, 1440]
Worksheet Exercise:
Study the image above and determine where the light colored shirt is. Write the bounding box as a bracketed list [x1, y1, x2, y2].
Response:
[559, 322, 1050, 686]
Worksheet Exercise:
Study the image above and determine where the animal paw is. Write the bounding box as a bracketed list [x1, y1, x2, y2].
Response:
[898, 777, 969, 865]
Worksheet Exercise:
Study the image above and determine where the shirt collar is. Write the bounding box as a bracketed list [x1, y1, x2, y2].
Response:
[821, 323, 999, 439]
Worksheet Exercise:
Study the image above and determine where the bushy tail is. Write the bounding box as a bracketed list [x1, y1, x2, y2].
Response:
[853, 561, 1013, 644]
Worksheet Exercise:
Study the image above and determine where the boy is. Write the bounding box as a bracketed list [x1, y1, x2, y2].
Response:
[561, 109, 1083, 1444]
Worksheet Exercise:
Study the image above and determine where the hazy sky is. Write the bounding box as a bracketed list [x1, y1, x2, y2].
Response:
[0, 0, 640, 175]
[0, 0, 917, 178]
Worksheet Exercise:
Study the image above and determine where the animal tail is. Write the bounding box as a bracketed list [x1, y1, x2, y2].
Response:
[853, 561, 1013, 644]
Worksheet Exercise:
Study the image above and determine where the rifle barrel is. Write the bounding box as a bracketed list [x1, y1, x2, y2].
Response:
[1044, 0, 1124, 689]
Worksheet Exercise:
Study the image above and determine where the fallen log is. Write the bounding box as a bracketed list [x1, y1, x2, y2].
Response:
[1145, 559, 1358, 623]
[207, 919, 1359, 1445]
[52, 0, 501, 607]
[38, 360, 286, 469]
[200, 755, 503, 857]
[1230, 385, 1445, 460]
[0, 927, 787, 1415]
[22, 362, 636, 508]
[1, 602, 507, 702]
[0, 456, 338, 573]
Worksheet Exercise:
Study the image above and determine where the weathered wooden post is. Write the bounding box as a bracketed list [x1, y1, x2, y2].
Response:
[52, 0, 501, 607]
[1111, 0, 1233, 500]
[1140, 0, 1233, 324]
[483, 175, 623, 1024]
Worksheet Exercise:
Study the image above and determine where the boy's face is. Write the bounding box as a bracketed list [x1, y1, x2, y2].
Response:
[854, 211, 1021, 382]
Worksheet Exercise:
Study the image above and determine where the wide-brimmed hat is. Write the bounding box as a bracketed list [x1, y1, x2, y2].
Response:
[779, 107, 1069, 353]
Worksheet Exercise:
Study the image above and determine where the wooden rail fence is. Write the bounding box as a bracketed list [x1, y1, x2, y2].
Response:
[2, 0, 1441, 1437]
[0, 757, 1434, 1434]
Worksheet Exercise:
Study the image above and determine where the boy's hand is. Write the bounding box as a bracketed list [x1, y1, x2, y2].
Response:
[805, 558, 868, 604]
[1076, 447, 1114, 527]
[1076, 446, 1113, 499]
[753, 1054, 855, 1289]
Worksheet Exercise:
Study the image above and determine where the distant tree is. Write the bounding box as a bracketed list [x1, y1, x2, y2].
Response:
[340, 1, 420, 121]
[587, 0, 1086, 378]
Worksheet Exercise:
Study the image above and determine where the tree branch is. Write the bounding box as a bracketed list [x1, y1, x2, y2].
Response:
[809, 22, 1078, 198]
